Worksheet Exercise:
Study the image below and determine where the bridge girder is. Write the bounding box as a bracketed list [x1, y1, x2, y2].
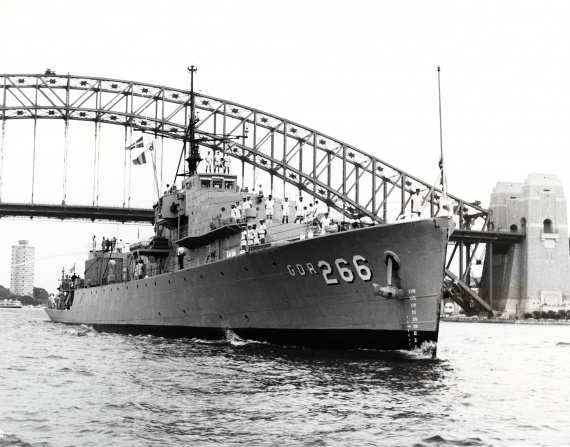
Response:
[0, 73, 489, 228]
[0, 202, 154, 223]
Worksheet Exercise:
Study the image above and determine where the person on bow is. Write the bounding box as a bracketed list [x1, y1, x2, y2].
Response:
[265, 195, 274, 221]
[281, 198, 290, 223]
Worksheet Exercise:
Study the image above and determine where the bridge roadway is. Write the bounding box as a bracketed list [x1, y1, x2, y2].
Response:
[0, 202, 528, 247]
[0, 202, 154, 223]
[450, 229, 525, 244]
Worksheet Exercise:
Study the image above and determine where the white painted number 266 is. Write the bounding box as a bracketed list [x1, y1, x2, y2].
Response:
[318, 255, 372, 285]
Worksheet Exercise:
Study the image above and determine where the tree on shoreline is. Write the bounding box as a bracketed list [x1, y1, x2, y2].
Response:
[0, 285, 49, 306]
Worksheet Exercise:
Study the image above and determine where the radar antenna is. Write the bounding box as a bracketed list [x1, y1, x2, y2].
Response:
[174, 66, 248, 182]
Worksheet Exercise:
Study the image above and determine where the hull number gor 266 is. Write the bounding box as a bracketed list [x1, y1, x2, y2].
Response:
[287, 255, 372, 285]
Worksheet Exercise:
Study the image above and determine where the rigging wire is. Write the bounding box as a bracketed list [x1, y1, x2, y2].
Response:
[123, 125, 128, 207]
[62, 75, 70, 205]
[31, 77, 38, 204]
[96, 123, 102, 205]
[128, 87, 133, 208]
[92, 122, 98, 206]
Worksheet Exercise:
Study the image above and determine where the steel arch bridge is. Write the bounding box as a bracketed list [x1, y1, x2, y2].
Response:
[0, 72, 489, 229]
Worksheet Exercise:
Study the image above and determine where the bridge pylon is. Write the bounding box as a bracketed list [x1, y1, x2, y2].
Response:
[479, 174, 570, 317]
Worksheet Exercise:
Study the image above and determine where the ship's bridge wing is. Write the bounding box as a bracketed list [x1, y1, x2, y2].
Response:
[177, 223, 244, 249]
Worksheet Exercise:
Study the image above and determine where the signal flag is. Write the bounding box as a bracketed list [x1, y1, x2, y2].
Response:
[132, 151, 147, 165]
[126, 137, 144, 150]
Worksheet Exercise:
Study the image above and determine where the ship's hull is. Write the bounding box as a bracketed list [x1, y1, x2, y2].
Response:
[46, 218, 452, 350]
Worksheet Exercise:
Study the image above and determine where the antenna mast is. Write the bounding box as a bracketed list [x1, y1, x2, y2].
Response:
[437, 66, 448, 199]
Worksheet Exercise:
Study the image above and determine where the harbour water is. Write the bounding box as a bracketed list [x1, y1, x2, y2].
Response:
[1, 308, 569, 447]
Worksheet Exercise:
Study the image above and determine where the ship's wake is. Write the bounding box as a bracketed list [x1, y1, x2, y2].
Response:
[409, 340, 438, 359]
[187, 328, 268, 347]
[223, 328, 247, 346]
[60, 324, 97, 337]
[223, 328, 268, 346]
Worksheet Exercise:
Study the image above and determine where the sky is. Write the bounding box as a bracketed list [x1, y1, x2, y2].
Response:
[1, 0, 570, 293]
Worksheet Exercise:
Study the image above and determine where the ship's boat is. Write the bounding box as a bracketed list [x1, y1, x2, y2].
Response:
[0, 299, 23, 308]
[46, 170, 454, 350]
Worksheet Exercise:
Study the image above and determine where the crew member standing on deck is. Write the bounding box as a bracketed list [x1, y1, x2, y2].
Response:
[205, 151, 212, 173]
[411, 188, 423, 217]
[258, 219, 267, 244]
[234, 201, 242, 222]
[252, 224, 260, 245]
[282, 198, 290, 223]
[223, 154, 231, 173]
[294, 197, 304, 222]
[265, 195, 274, 221]
[307, 203, 316, 225]
[295, 206, 306, 224]
[177, 246, 186, 270]
[320, 212, 331, 235]
[245, 195, 253, 209]
[214, 152, 221, 173]
[247, 224, 255, 247]
[241, 227, 248, 252]
[135, 260, 143, 279]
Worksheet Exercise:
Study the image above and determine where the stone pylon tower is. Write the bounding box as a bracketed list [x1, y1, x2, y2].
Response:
[484, 174, 570, 316]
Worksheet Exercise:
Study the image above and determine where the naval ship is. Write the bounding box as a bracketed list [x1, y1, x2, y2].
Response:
[46, 70, 454, 351]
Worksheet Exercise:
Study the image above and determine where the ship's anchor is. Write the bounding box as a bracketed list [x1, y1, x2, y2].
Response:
[373, 251, 404, 299]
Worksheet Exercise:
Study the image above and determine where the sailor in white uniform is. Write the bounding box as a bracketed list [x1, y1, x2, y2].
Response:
[281, 198, 290, 223]
[265, 195, 274, 221]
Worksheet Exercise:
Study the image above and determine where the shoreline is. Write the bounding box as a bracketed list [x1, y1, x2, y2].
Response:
[441, 316, 570, 325]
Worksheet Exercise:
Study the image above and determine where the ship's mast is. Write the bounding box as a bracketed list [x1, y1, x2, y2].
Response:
[173, 66, 247, 182]
[185, 65, 202, 176]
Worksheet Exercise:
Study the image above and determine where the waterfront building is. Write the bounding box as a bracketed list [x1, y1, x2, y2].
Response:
[10, 240, 35, 296]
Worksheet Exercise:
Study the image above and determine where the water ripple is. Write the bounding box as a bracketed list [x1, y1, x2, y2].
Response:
[1, 311, 570, 446]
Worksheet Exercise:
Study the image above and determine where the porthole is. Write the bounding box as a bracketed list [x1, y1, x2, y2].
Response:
[244, 267, 249, 271]
[158, 312, 161, 316]
[220, 272, 224, 276]
[244, 315, 249, 320]
[273, 262, 277, 267]
[183, 277, 187, 281]
[219, 315, 223, 320]
[183, 309, 187, 314]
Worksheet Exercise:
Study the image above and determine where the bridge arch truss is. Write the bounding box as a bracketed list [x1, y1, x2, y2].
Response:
[0, 73, 489, 229]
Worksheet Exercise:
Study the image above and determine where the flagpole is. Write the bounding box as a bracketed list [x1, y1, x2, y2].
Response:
[149, 140, 160, 201]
